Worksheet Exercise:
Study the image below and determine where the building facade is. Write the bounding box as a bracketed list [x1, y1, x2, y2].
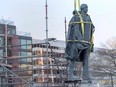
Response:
[32, 38, 66, 87]
[0, 23, 32, 87]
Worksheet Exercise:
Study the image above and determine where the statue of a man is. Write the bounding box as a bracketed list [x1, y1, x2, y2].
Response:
[65, 4, 95, 81]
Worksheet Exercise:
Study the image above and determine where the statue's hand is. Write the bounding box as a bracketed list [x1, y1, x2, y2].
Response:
[77, 43, 84, 49]
[78, 43, 89, 50]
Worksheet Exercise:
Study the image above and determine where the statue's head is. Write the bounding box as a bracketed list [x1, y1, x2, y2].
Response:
[80, 4, 88, 14]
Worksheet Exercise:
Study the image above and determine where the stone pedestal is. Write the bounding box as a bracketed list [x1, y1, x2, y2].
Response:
[63, 80, 98, 87]
[63, 79, 81, 87]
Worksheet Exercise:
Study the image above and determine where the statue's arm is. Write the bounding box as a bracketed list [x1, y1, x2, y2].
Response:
[90, 16, 95, 33]
[66, 16, 76, 40]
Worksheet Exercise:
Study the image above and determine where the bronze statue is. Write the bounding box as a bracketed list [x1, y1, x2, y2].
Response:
[65, 4, 95, 81]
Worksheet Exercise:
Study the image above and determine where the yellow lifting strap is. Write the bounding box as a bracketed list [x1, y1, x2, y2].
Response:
[91, 33, 94, 44]
[74, 0, 80, 11]
[78, 12, 84, 36]
[78, 0, 80, 11]
[72, 0, 94, 50]
[74, 0, 77, 10]
[66, 40, 91, 44]
[69, 22, 92, 24]
[74, 0, 84, 36]
[69, 14, 94, 45]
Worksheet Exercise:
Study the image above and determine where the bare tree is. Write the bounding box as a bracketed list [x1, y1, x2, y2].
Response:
[90, 37, 116, 87]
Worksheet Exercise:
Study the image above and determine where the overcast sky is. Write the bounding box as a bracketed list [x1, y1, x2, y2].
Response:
[0, 0, 116, 47]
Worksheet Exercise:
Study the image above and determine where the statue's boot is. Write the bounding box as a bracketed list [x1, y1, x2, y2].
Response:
[67, 61, 76, 80]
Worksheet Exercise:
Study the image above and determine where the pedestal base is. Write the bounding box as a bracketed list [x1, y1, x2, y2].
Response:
[63, 79, 98, 87]
[63, 79, 81, 87]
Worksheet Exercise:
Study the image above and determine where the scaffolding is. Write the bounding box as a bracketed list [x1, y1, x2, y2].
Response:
[0, 1, 87, 87]
[0, 41, 67, 87]
[32, 41, 67, 87]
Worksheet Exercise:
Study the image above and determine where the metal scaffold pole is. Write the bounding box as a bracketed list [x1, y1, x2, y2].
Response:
[64, 17, 67, 42]
[0, 63, 32, 87]
[5, 24, 8, 87]
[45, 0, 49, 86]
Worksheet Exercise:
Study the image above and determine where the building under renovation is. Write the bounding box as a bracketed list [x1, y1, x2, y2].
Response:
[0, 21, 67, 87]
[0, 21, 32, 87]
[32, 38, 66, 87]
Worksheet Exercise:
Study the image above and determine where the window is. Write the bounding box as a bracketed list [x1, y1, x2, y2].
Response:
[0, 67, 3, 71]
[27, 52, 32, 62]
[7, 28, 16, 35]
[33, 70, 37, 74]
[33, 60, 36, 65]
[0, 49, 3, 56]
[20, 52, 27, 63]
[20, 39, 27, 49]
[27, 40, 32, 49]
[0, 27, 4, 34]
[19, 39, 32, 49]
[0, 37, 4, 46]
